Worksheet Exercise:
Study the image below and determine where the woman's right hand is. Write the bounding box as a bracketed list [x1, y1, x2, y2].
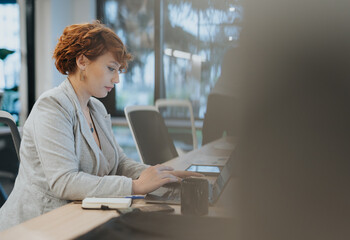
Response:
[132, 165, 180, 195]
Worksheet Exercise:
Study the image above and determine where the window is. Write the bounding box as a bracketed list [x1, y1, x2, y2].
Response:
[0, 1, 21, 123]
[99, 0, 155, 115]
[163, 0, 241, 118]
[97, 0, 241, 119]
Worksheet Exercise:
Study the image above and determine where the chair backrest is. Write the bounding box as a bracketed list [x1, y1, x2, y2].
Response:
[124, 106, 178, 165]
[0, 110, 21, 207]
[0, 110, 21, 162]
[155, 99, 198, 151]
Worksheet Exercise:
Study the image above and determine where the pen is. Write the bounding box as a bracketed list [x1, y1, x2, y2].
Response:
[124, 196, 145, 199]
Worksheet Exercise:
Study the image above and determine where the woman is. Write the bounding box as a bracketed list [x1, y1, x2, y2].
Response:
[0, 21, 200, 231]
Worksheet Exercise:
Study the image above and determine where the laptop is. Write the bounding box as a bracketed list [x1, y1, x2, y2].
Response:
[145, 152, 234, 205]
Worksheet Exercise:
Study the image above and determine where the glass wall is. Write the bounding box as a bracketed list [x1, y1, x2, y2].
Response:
[101, 0, 155, 114]
[0, 1, 21, 123]
[163, 0, 241, 118]
[97, 0, 241, 119]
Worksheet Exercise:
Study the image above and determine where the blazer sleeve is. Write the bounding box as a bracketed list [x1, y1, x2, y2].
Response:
[32, 95, 134, 199]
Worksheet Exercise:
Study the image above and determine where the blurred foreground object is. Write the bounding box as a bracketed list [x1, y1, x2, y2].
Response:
[234, 0, 350, 239]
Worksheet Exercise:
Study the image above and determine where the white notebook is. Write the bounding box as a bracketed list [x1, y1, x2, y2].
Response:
[82, 197, 132, 209]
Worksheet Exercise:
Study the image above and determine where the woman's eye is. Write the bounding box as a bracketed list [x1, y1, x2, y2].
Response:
[108, 66, 116, 72]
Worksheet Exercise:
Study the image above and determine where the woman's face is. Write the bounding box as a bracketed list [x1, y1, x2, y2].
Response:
[83, 51, 120, 98]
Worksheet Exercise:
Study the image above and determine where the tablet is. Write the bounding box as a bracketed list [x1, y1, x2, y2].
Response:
[185, 164, 222, 176]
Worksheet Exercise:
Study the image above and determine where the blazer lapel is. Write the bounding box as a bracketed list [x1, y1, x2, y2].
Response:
[60, 79, 101, 162]
[77, 110, 101, 160]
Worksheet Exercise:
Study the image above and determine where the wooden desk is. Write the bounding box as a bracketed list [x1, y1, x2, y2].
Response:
[0, 137, 235, 240]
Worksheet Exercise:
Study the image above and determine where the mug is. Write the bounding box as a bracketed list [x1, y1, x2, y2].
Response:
[181, 177, 209, 216]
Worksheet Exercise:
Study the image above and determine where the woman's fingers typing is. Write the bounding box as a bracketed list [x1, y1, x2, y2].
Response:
[154, 164, 174, 172]
[167, 170, 204, 179]
[132, 165, 204, 195]
[132, 165, 177, 194]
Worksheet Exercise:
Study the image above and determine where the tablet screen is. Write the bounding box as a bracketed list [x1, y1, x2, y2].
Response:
[186, 165, 221, 173]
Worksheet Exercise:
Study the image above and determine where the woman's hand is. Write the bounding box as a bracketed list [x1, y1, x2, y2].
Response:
[132, 165, 205, 195]
[132, 165, 179, 195]
[168, 170, 204, 179]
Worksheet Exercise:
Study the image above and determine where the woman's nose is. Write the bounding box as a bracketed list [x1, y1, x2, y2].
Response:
[113, 73, 120, 84]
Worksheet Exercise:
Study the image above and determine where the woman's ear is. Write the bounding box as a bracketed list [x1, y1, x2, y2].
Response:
[76, 54, 89, 70]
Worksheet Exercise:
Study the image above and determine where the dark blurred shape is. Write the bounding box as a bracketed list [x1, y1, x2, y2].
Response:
[202, 48, 239, 145]
[0, 48, 15, 61]
[181, 178, 209, 216]
[75, 211, 234, 240]
[234, 0, 350, 239]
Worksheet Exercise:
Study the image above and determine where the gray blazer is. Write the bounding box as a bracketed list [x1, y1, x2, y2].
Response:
[0, 79, 148, 231]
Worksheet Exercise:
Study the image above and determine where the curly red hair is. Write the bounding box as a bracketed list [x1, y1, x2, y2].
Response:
[53, 21, 133, 75]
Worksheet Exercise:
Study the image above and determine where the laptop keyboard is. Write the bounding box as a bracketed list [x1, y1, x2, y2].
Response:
[145, 181, 214, 205]
[167, 187, 181, 201]
[162, 182, 181, 201]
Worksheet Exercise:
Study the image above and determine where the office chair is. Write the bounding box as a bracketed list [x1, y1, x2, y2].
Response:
[0, 110, 21, 207]
[124, 106, 178, 165]
[155, 99, 198, 151]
